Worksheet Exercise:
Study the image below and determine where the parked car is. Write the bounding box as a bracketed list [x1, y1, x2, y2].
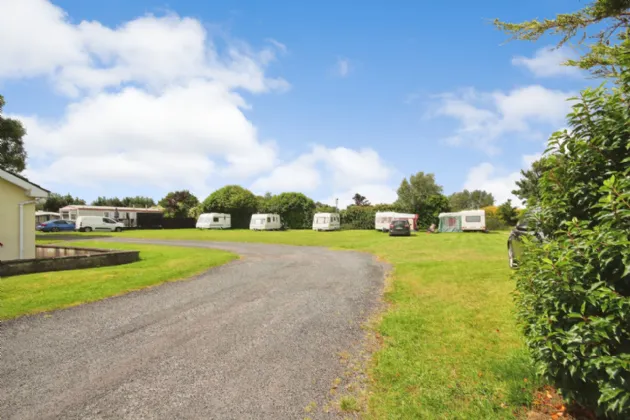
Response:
[36, 219, 76, 232]
[507, 211, 543, 268]
[76, 216, 124, 232]
[389, 219, 411, 237]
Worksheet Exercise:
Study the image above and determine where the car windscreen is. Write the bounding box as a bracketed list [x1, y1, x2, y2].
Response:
[392, 220, 408, 226]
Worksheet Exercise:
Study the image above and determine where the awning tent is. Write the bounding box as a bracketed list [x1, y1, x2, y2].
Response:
[438, 212, 462, 233]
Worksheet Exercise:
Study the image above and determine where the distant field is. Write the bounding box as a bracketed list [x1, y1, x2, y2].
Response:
[1, 241, 237, 320]
[34, 229, 537, 418]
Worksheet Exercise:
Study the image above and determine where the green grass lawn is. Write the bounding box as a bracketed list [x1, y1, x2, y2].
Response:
[0, 241, 237, 320]
[35, 229, 536, 418]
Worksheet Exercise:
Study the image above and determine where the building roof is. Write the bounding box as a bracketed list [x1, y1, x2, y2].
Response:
[0, 167, 49, 198]
[58, 205, 163, 213]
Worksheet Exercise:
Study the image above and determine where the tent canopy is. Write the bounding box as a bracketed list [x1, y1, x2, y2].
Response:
[438, 213, 462, 232]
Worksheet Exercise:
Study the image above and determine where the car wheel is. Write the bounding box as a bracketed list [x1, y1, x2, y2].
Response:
[51, 227, 60, 232]
[508, 243, 517, 269]
[84, 227, 93, 233]
[115, 227, 122, 232]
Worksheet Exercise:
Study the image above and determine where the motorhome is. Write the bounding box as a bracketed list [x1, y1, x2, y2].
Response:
[250, 213, 282, 231]
[196, 213, 231, 229]
[375, 212, 419, 232]
[438, 209, 487, 232]
[312, 212, 341, 231]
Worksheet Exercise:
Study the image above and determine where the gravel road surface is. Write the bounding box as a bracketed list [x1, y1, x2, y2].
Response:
[0, 239, 387, 420]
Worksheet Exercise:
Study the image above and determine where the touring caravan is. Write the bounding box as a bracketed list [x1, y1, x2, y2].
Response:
[250, 214, 282, 231]
[312, 212, 341, 231]
[196, 213, 231, 229]
[438, 210, 486, 232]
[375, 212, 419, 232]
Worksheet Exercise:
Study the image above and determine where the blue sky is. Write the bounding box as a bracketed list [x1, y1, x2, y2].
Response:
[0, 0, 589, 207]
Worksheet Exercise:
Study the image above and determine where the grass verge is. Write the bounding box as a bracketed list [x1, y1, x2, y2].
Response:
[0, 241, 237, 320]
[36, 230, 539, 418]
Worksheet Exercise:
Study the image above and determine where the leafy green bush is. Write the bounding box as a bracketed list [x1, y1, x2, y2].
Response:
[202, 185, 258, 228]
[341, 205, 376, 229]
[515, 84, 630, 418]
[265, 192, 316, 229]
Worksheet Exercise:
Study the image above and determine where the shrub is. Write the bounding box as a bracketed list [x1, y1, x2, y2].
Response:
[515, 83, 630, 417]
[265, 192, 316, 229]
[341, 206, 376, 229]
[202, 185, 258, 228]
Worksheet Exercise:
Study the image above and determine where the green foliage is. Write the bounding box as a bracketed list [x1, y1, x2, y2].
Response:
[158, 190, 199, 218]
[494, 1, 630, 80]
[514, 82, 630, 417]
[497, 199, 519, 226]
[512, 157, 553, 207]
[0, 94, 27, 173]
[395, 172, 449, 228]
[202, 185, 258, 228]
[315, 204, 337, 213]
[340, 205, 376, 229]
[264, 192, 316, 229]
[352, 193, 370, 206]
[37, 193, 86, 212]
[91, 196, 155, 208]
[485, 215, 509, 231]
[449, 189, 495, 211]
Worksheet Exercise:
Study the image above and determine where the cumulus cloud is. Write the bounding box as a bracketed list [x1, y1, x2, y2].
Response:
[463, 163, 522, 206]
[250, 146, 395, 205]
[1, 0, 289, 193]
[512, 46, 581, 78]
[463, 152, 547, 207]
[433, 85, 574, 154]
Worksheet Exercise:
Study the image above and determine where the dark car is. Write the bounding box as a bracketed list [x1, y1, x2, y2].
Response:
[36, 219, 76, 232]
[389, 219, 411, 237]
[507, 211, 543, 268]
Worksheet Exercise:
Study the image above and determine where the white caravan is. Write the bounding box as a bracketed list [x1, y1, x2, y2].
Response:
[196, 213, 231, 229]
[459, 209, 486, 231]
[250, 213, 282, 230]
[312, 212, 341, 231]
[375, 212, 419, 232]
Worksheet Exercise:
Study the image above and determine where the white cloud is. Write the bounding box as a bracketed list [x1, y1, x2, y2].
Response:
[324, 184, 398, 209]
[250, 146, 394, 200]
[463, 162, 522, 207]
[463, 152, 546, 207]
[335, 57, 351, 77]
[434, 85, 573, 154]
[512, 46, 581, 78]
[2, 0, 289, 193]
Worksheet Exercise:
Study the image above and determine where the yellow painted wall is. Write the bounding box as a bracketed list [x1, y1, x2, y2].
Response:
[0, 179, 36, 260]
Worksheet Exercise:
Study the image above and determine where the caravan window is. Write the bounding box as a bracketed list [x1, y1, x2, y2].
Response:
[465, 216, 481, 223]
[267, 217, 271, 223]
[70, 213, 76, 220]
[213, 216, 219, 222]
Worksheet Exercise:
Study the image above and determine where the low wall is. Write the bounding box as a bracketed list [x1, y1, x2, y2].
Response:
[0, 245, 140, 277]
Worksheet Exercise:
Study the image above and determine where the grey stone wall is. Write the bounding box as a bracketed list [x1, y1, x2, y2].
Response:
[0, 246, 140, 277]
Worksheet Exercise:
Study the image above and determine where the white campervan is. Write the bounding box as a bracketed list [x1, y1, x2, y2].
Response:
[196, 213, 231, 229]
[460, 210, 486, 232]
[375, 212, 419, 232]
[312, 212, 341, 231]
[76, 216, 125, 232]
[250, 214, 282, 231]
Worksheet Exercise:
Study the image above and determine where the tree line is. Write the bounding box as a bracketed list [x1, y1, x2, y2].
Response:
[34, 173, 525, 230]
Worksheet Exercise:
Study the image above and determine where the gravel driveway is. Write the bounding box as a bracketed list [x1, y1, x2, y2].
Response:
[0, 239, 387, 420]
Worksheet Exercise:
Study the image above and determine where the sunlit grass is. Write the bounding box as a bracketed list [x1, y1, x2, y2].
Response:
[35, 229, 538, 418]
[0, 241, 236, 319]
